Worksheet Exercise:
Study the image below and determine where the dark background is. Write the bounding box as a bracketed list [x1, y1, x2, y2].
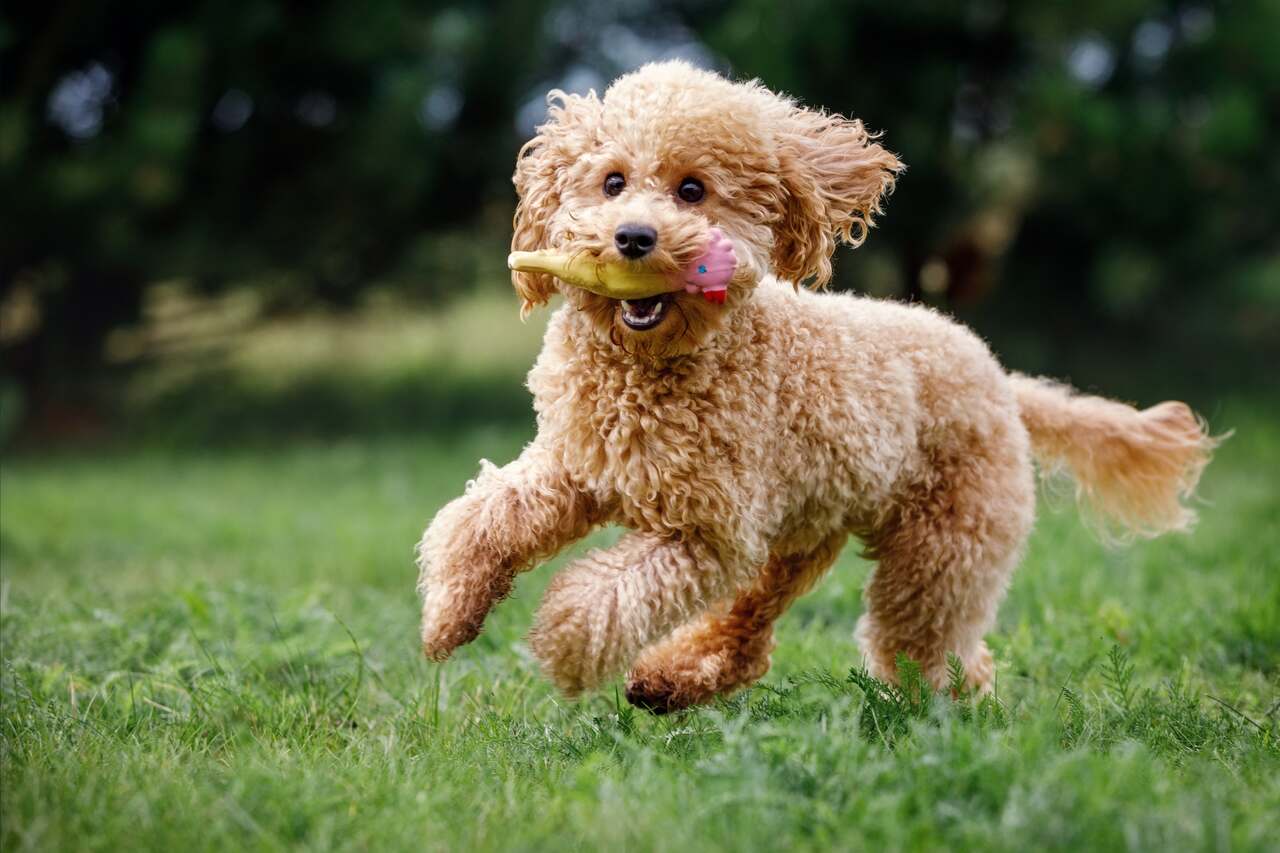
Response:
[2, 0, 1277, 443]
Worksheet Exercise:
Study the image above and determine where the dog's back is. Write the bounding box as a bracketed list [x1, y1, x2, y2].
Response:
[766, 279, 1217, 539]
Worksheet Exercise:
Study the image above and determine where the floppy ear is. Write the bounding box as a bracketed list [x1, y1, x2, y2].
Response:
[772, 107, 904, 286]
[511, 90, 601, 313]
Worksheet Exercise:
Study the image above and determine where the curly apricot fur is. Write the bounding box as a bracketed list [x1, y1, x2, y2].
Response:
[417, 62, 1218, 708]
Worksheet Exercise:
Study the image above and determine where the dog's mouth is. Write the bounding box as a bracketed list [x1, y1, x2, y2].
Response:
[619, 294, 671, 331]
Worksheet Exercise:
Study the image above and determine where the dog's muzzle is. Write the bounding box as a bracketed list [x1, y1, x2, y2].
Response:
[620, 295, 670, 330]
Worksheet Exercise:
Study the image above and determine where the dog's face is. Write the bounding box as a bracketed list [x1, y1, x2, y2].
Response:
[512, 61, 902, 357]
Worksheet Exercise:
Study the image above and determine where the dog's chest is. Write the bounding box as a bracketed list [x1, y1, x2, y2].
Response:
[538, 360, 755, 534]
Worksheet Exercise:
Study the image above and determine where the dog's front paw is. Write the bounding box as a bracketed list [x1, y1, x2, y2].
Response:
[527, 597, 597, 695]
[416, 484, 511, 662]
[418, 566, 512, 662]
[527, 627, 593, 695]
[527, 568, 624, 695]
[420, 610, 481, 662]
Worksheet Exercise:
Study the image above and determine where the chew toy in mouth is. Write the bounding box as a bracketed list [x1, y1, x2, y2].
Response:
[680, 228, 735, 304]
[508, 227, 737, 305]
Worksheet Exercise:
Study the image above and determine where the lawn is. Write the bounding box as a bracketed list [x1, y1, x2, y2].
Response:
[1, 298, 1278, 851]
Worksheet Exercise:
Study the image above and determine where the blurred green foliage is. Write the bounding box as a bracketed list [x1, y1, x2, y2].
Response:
[2, 0, 1278, 408]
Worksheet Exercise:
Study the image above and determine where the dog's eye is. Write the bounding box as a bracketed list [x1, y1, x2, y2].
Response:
[677, 177, 705, 203]
[603, 172, 626, 197]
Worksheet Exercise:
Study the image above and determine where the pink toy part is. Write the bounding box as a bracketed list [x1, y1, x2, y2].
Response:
[680, 227, 736, 304]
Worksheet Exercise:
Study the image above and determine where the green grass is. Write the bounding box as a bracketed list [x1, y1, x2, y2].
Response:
[2, 314, 1279, 850]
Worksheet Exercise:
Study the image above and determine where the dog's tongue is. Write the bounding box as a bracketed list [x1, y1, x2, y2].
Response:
[680, 228, 736, 304]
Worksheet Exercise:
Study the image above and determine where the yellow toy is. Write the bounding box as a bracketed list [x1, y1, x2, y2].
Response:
[507, 227, 737, 304]
[506, 250, 676, 301]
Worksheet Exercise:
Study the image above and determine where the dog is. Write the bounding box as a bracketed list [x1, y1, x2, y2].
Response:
[416, 61, 1217, 712]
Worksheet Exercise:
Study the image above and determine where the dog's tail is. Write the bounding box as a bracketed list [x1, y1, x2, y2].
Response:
[1009, 373, 1220, 537]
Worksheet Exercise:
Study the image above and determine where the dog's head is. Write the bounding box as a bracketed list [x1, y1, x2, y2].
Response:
[512, 61, 903, 357]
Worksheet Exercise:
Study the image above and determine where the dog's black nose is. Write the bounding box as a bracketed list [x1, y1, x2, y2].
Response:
[614, 223, 657, 259]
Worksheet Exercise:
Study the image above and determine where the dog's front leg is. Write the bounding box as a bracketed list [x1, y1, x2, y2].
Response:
[417, 445, 599, 661]
[528, 532, 751, 695]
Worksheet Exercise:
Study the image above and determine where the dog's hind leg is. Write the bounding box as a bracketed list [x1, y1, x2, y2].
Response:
[623, 533, 847, 713]
[855, 445, 1035, 693]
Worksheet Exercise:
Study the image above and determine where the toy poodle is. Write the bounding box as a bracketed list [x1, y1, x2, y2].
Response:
[416, 61, 1217, 712]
